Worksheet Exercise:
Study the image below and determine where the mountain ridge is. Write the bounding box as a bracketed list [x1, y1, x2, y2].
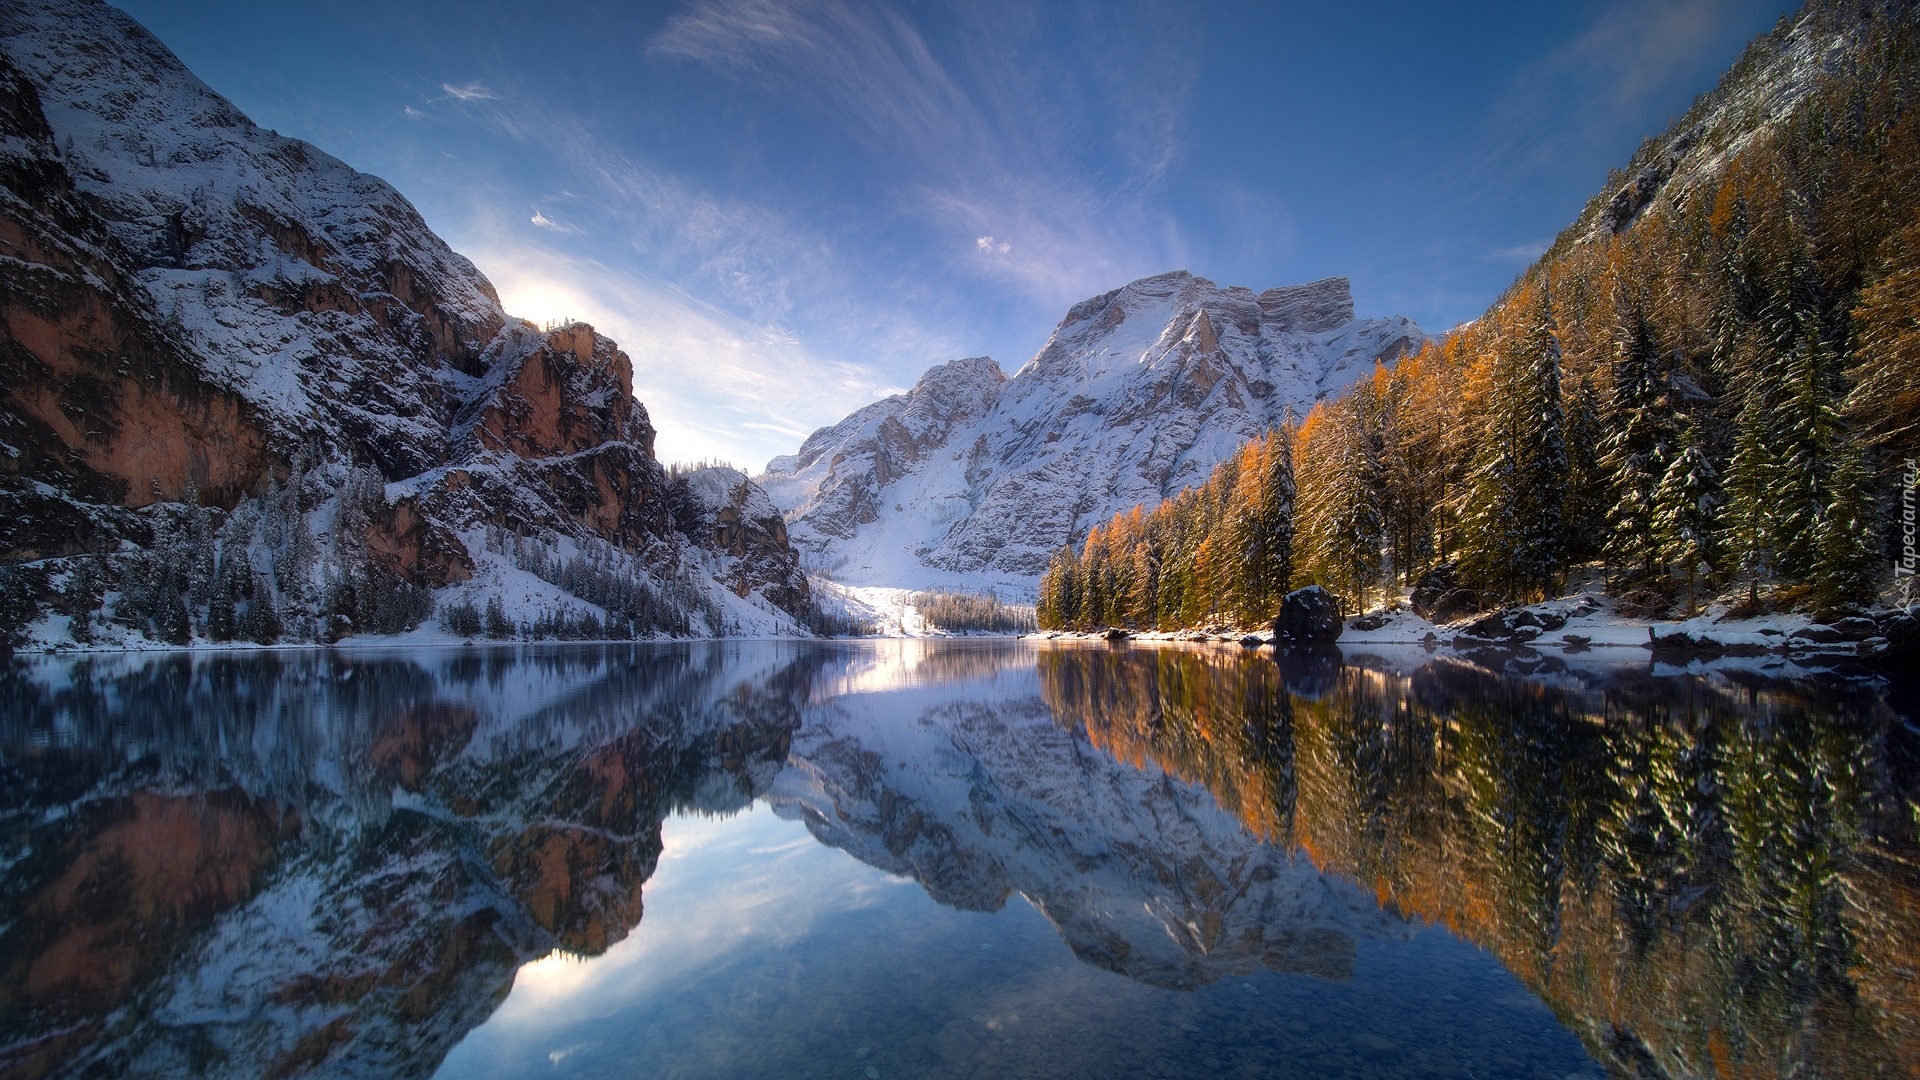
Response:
[0, 0, 811, 643]
[759, 270, 1425, 589]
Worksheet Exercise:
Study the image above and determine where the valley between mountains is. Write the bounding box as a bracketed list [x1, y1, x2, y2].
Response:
[2, 0, 1918, 666]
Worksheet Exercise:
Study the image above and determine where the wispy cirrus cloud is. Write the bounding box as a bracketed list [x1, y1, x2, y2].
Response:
[1480, 0, 1749, 179]
[648, 0, 1207, 310]
[439, 80, 499, 102]
[469, 235, 913, 467]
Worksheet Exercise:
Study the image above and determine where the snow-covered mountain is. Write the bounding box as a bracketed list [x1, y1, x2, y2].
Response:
[0, 0, 808, 640]
[759, 271, 1425, 590]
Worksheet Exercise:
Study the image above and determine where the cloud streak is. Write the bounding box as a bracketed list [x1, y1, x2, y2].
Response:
[649, 0, 1207, 310]
[439, 80, 499, 102]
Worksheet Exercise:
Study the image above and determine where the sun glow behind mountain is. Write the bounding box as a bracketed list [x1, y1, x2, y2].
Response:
[111, 0, 1795, 467]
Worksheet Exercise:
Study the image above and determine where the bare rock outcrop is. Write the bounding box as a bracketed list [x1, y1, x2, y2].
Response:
[0, 0, 810, 633]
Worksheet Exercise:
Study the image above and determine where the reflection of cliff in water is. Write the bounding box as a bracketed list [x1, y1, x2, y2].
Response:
[773, 651, 1411, 991]
[0, 644, 822, 1080]
[1037, 645, 1920, 1080]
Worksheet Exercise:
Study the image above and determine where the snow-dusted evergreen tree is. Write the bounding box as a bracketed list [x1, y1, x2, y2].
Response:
[1514, 289, 1568, 596]
[1601, 305, 1672, 586]
[1770, 306, 1843, 581]
[1722, 389, 1776, 608]
[1299, 400, 1384, 611]
[1810, 441, 1879, 612]
[1652, 417, 1722, 615]
[1562, 370, 1608, 563]
[1459, 284, 1565, 602]
[245, 570, 283, 643]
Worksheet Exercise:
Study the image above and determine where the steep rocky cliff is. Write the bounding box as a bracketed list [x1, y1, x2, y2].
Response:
[0, 0, 808, 643]
[759, 272, 1425, 588]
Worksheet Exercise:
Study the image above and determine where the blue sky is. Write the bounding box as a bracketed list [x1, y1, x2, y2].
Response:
[115, 0, 1792, 468]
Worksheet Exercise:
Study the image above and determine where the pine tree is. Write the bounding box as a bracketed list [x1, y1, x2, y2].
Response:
[1810, 440, 1880, 613]
[1724, 386, 1776, 608]
[1772, 311, 1843, 580]
[1562, 371, 1608, 563]
[245, 570, 283, 644]
[484, 595, 514, 639]
[1458, 286, 1566, 602]
[1601, 305, 1673, 586]
[1514, 299, 1568, 596]
[1652, 417, 1723, 615]
[1301, 401, 1384, 610]
[184, 480, 216, 622]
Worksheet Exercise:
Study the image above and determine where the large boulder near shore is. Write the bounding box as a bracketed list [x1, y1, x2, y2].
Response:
[1274, 586, 1342, 644]
[1410, 563, 1480, 623]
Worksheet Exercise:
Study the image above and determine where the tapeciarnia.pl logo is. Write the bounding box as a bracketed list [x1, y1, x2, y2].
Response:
[1900, 459, 1917, 614]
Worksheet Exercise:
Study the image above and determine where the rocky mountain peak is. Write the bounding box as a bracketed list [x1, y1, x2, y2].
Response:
[0, 0, 813, 640]
[761, 271, 1428, 587]
[1257, 276, 1353, 333]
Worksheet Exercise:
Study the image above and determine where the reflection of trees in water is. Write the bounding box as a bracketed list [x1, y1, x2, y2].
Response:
[1039, 647, 1297, 843]
[1037, 647, 1920, 1079]
[0, 644, 825, 1079]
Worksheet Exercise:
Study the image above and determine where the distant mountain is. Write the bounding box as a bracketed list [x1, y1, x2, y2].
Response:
[0, 0, 809, 644]
[758, 271, 1425, 588]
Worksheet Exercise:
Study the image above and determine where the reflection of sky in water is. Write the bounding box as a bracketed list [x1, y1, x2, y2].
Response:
[435, 803, 1597, 1080]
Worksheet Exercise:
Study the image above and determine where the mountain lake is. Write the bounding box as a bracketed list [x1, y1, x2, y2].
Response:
[1, 640, 1913, 1079]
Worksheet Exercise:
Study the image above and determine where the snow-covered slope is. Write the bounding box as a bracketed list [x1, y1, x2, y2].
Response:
[0, 0, 809, 638]
[759, 272, 1425, 590]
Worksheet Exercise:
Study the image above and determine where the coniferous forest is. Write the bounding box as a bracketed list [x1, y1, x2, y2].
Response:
[1040, 1, 1920, 633]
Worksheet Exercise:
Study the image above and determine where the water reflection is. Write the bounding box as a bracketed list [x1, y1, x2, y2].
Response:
[0, 644, 811, 1079]
[0, 641, 1911, 1079]
[1039, 645, 1920, 1079]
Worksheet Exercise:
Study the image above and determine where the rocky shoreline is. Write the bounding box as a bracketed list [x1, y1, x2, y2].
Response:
[1027, 586, 1918, 672]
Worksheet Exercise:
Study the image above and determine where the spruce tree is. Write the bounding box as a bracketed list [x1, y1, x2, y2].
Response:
[245, 571, 283, 644]
[1310, 403, 1384, 610]
[1459, 286, 1565, 602]
[1724, 387, 1776, 608]
[1652, 417, 1723, 615]
[1514, 291, 1568, 596]
[1562, 371, 1608, 563]
[1601, 306, 1672, 586]
[1810, 440, 1879, 613]
[1772, 312, 1842, 580]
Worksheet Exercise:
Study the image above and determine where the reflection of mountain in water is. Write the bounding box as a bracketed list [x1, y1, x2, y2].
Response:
[3, 642, 1915, 1080]
[771, 646, 1411, 990]
[0, 645, 818, 1079]
[1033, 645, 1920, 1080]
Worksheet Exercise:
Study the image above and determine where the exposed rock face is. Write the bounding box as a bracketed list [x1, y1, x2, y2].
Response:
[759, 356, 1004, 549]
[760, 271, 1426, 586]
[1257, 277, 1354, 333]
[671, 466, 809, 614]
[0, 0, 807, 629]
